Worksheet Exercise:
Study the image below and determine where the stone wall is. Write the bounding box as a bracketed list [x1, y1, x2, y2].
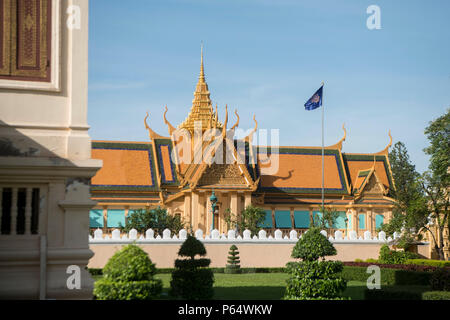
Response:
[88, 228, 431, 269]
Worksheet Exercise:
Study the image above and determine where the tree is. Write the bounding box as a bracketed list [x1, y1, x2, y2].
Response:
[381, 142, 426, 247]
[284, 228, 347, 300]
[120, 207, 185, 236]
[225, 245, 241, 274]
[422, 109, 449, 260]
[312, 206, 341, 235]
[169, 235, 214, 299]
[419, 171, 449, 260]
[382, 110, 449, 259]
[224, 205, 267, 236]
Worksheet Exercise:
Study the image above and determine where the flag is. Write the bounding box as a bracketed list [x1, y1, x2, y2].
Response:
[304, 85, 323, 111]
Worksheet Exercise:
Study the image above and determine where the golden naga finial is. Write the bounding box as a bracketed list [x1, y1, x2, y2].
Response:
[231, 109, 240, 131]
[244, 115, 258, 142]
[222, 105, 229, 137]
[326, 123, 346, 150]
[375, 129, 393, 155]
[144, 112, 166, 141]
[214, 104, 218, 129]
[163, 105, 176, 136]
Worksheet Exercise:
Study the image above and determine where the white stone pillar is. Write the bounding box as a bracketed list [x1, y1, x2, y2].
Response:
[191, 192, 199, 231]
[25, 188, 32, 235]
[10, 187, 18, 235]
[184, 193, 191, 226]
[244, 192, 252, 208]
[230, 192, 238, 233]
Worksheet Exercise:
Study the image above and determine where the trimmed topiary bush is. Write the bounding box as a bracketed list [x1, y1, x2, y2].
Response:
[93, 244, 162, 300]
[225, 245, 241, 274]
[170, 235, 214, 300]
[284, 228, 347, 300]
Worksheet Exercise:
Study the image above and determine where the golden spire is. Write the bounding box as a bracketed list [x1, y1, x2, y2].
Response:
[178, 44, 222, 133]
[200, 41, 205, 81]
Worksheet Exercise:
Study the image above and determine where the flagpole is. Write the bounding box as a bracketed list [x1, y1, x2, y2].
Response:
[321, 82, 325, 213]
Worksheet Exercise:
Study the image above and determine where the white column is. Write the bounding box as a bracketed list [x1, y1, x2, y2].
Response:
[184, 193, 191, 227]
[0, 188, 2, 234]
[230, 192, 238, 233]
[244, 192, 252, 208]
[191, 192, 199, 231]
[10, 188, 18, 235]
[206, 192, 211, 234]
[25, 188, 32, 235]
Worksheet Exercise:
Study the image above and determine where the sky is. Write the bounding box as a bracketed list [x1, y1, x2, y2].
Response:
[88, 0, 450, 173]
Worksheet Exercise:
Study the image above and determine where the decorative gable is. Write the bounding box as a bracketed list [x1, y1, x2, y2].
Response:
[197, 163, 248, 186]
[361, 171, 386, 196]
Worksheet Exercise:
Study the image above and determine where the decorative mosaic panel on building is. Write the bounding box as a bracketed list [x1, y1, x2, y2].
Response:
[8, 0, 51, 80]
[0, 0, 11, 75]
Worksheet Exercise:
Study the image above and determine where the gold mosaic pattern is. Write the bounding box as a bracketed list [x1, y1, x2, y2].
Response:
[0, 0, 11, 75]
[10, 0, 49, 78]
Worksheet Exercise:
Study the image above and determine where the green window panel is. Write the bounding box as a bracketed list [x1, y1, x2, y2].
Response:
[333, 211, 348, 229]
[258, 210, 273, 228]
[294, 211, 310, 228]
[90, 209, 103, 228]
[275, 210, 292, 228]
[359, 214, 366, 230]
[375, 214, 384, 229]
[107, 209, 126, 228]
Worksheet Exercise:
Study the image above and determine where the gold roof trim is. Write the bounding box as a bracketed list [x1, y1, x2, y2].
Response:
[144, 112, 168, 140]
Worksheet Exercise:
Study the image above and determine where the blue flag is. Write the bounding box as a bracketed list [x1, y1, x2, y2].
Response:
[304, 85, 323, 111]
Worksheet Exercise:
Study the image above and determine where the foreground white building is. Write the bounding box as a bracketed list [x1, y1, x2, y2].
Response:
[0, 0, 101, 299]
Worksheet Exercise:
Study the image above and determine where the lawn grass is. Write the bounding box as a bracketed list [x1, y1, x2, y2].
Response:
[92, 273, 431, 300]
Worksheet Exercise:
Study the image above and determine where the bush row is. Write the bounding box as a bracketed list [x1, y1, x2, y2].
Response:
[365, 289, 450, 300]
[88, 267, 287, 275]
[339, 265, 432, 286]
[343, 261, 445, 273]
[405, 259, 450, 268]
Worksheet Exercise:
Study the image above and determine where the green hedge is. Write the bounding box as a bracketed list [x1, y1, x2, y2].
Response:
[406, 259, 450, 268]
[364, 288, 423, 300]
[422, 291, 450, 300]
[94, 279, 163, 300]
[365, 289, 450, 300]
[88, 267, 288, 275]
[339, 266, 432, 286]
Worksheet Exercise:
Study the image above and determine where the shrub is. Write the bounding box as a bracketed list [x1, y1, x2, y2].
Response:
[170, 235, 214, 300]
[430, 268, 450, 291]
[364, 288, 423, 300]
[120, 207, 185, 235]
[422, 291, 450, 300]
[365, 258, 379, 264]
[339, 265, 432, 286]
[291, 228, 337, 261]
[93, 244, 162, 300]
[378, 245, 420, 264]
[406, 259, 450, 268]
[225, 245, 241, 274]
[343, 261, 441, 273]
[284, 228, 347, 300]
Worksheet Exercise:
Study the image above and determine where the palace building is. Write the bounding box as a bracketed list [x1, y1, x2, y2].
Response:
[89, 51, 396, 238]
